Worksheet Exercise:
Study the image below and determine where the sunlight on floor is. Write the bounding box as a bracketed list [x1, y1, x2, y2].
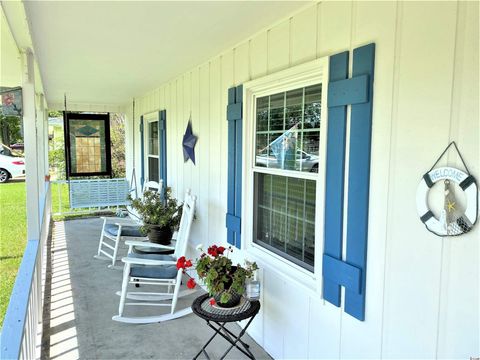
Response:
[47, 222, 79, 360]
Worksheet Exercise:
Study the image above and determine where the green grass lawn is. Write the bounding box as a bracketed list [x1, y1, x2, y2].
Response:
[0, 180, 115, 327]
[0, 181, 27, 328]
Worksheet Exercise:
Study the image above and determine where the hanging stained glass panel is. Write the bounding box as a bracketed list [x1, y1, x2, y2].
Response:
[64, 112, 111, 177]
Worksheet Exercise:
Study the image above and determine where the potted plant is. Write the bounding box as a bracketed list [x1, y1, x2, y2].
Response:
[177, 245, 258, 308]
[129, 187, 183, 245]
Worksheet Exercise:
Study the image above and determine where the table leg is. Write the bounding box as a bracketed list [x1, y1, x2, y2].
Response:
[218, 315, 257, 360]
[206, 322, 254, 358]
[192, 321, 225, 360]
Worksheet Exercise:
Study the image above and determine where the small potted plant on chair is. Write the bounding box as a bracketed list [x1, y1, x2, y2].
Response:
[129, 187, 182, 245]
[177, 245, 258, 308]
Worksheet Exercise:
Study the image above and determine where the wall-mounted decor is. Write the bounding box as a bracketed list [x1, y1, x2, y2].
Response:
[63, 112, 112, 178]
[182, 117, 197, 165]
[416, 141, 478, 236]
[1, 87, 23, 116]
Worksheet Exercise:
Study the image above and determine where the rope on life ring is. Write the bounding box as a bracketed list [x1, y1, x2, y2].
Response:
[416, 166, 478, 236]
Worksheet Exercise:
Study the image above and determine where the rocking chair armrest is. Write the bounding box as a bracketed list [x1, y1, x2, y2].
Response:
[121, 257, 177, 266]
[125, 240, 175, 251]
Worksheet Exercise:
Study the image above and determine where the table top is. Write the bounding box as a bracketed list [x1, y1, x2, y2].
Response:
[192, 294, 260, 323]
[133, 240, 176, 255]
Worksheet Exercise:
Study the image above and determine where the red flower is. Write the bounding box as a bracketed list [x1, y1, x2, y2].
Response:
[187, 278, 196, 289]
[208, 245, 219, 257]
[209, 298, 216, 305]
[185, 259, 192, 268]
[176, 256, 186, 270]
[217, 246, 225, 255]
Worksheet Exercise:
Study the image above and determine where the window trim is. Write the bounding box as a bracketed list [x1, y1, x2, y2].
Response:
[242, 57, 329, 294]
[143, 111, 159, 183]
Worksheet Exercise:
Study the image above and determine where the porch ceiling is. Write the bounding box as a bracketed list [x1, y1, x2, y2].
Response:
[23, 1, 308, 108]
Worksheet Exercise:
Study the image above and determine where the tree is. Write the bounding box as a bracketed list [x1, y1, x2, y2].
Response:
[110, 113, 126, 178]
[48, 125, 66, 180]
[0, 114, 22, 146]
[48, 110, 62, 118]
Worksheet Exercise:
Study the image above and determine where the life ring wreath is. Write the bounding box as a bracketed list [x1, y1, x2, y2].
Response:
[416, 166, 478, 236]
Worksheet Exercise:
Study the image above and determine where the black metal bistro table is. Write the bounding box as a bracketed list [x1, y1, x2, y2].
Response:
[192, 293, 261, 360]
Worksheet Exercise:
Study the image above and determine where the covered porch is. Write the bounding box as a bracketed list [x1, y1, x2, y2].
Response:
[1, 1, 478, 359]
[42, 218, 269, 359]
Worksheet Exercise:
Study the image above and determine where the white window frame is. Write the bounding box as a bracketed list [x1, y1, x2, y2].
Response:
[143, 111, 159, 183]
[242, 57, 329, 294]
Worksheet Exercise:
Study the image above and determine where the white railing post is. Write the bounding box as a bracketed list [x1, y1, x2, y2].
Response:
[36, 93, 47, 202]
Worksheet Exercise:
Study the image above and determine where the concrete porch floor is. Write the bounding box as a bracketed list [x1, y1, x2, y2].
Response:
[41, 218, 271, 360]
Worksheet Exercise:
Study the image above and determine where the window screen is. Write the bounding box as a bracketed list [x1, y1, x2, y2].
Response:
[254, 173, 316, 271]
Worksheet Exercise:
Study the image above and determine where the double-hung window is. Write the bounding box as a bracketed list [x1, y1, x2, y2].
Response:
[144, 112, 159, 183]
[245, 58, 328, 282]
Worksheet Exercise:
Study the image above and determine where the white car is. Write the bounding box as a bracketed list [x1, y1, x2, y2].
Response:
[0, 144, 25, 183]
[256, 148, 319, 172]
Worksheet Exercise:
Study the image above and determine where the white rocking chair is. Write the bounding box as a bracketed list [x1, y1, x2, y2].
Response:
[95, 180, 162, 268]
[112, 189, 197, 324]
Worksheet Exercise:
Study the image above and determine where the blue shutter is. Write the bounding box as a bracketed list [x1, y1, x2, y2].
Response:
[158, 110, 167, 187]
[225, 85, 243, 249]
[323, 51, 349, 307]
[323, 43, 375, 321]
[140, 115, 145, 187]
[344, 44, 375, 320]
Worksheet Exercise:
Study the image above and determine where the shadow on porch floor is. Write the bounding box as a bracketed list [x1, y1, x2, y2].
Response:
[41, 218, 270, 360]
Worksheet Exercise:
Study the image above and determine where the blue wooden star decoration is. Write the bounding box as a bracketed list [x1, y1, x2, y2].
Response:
[182, 119, 197, 164]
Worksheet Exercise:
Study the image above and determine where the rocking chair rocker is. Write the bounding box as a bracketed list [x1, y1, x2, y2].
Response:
[112, 189, 197, 324]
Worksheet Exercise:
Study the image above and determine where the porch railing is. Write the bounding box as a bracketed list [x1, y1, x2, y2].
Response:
[0, 183, 51, 360]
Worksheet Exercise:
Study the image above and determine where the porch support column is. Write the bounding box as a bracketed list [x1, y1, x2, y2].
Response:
[36, 93, 47, 200]
[43, 97, 49, 179]
[22, 48, 41, 240]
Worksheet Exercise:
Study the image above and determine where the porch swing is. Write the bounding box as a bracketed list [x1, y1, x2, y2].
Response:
[62, 94, 144, 212]
[63, 110, 133, 210]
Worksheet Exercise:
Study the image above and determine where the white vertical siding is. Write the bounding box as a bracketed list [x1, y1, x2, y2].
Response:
[122, 1, 479, 358]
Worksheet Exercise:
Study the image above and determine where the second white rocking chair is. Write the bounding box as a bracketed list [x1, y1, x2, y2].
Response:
[95, 180, 162, 268]
[112, 189, 197, 324]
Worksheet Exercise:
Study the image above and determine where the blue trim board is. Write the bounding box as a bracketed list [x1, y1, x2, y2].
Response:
[344, 43, 375, 321]
[140, 115, 145, 187]
[225, 85, 243, 249]
[328, 74, 370, 107]
[226, 213, 241, 233]
[323, 43, 375, 321]
[227, 103, 242, 121]
[322, 254, 362, 293]
[323, 51, 349, 307]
